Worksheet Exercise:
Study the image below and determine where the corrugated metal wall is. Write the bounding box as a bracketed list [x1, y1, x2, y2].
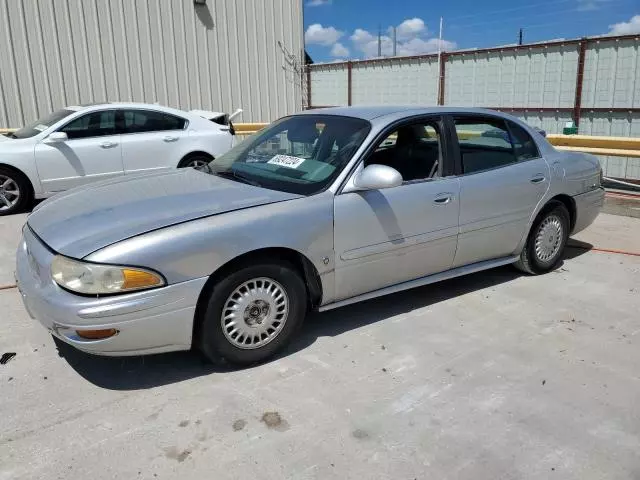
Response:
[0, 0, 303, 127]
[308, 37, 639, 126]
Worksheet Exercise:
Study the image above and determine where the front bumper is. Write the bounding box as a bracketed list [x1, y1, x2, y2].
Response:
[15, 226, 208, 356]
[572, 187, 605, 235]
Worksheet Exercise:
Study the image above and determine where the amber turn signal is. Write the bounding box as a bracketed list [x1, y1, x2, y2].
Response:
[76, 329, 118, 340]
[122, 269, 164, 290]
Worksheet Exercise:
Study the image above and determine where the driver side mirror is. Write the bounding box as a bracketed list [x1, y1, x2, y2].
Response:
[351, 164, 403, 191]
[44, 131, 68, 144]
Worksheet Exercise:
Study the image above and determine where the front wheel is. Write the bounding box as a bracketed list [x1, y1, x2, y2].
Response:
[198, 262, 307, 365]
[0, 167, 32, 216]
[515, 202, 570, 274]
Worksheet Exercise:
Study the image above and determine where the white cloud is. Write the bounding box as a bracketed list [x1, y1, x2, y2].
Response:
[305, 24, 343, 46]
[350, 28, 375, 45]
[608, 15, 640, 35]
[394, 18, 427, 41]
[350, 19, 455, 59]
[307, 0, 332, 6]
[330, 42, 350, 57]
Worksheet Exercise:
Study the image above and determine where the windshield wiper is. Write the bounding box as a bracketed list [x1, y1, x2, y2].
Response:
[214, 170, 261, 187]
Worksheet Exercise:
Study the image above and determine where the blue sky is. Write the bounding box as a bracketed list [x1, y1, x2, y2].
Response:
[304, 0, 640, 62]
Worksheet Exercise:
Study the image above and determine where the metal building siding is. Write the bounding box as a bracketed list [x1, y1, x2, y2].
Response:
[310, 65, 348, 106]
[351, 58, 439, 105]
[0, 0, 303, 127]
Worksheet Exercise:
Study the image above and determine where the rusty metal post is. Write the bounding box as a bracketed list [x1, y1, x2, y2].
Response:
[347, 61, 353, 106]
[573, 39, 588, 127]
[306, 66, 312, 110]
[438, 53, 448, 105]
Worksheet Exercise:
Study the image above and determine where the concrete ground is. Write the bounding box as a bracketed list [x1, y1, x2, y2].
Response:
[0, 213, 639, 480]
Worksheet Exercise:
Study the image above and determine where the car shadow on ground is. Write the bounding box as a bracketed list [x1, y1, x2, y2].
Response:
[56, 245, 593, 391]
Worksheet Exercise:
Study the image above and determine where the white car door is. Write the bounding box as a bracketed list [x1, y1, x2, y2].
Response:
[33, 109, 124, 193]
[118, 109, 188, 174]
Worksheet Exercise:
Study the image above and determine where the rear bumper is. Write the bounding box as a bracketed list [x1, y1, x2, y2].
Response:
[572, 187, 605, 235]
[15, 228, 207, 356]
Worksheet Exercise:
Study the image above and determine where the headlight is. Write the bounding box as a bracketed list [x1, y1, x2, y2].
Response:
[51, 255, 165, 295]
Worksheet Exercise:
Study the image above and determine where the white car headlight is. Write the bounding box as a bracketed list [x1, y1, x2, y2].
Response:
[51, 255, 165, 295]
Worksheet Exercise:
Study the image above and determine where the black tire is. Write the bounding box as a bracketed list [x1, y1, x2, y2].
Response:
[178, 153, 212, 170]
[0, 166, 32, 216]
[198, 262, 307, 365]
[515, 201, 570, 275]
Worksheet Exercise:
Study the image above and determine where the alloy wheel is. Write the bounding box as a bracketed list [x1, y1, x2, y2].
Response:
[534, 214, 563, 262]
[0, 175, 20, 211]
[220, 277, 289, 349]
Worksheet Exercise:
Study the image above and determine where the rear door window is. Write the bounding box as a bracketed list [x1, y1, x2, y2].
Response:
[120, 110, 186, 134]
[507, 121, 540, 161]
[453, 117, 517, 174]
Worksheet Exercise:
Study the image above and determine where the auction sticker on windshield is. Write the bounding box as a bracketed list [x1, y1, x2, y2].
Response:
[267, 154, 305, 169]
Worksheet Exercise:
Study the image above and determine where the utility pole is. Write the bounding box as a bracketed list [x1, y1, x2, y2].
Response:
[437, 17, 443, 104]
[392, 26, 397, 56]
[518, 28, 523, 45]
[378, 24, 382, 57]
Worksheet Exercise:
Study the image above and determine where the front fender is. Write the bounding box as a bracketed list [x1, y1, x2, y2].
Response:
[86, 192, 337, 303]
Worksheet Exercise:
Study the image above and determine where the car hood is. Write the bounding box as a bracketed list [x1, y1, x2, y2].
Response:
[27, 169, 301, 258]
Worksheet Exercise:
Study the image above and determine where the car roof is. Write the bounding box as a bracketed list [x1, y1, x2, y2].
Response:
[298, 105, 517, 121]
[63, 102, 189, 115]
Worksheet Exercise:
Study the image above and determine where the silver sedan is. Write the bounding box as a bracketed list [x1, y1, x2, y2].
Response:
[16, 107, 604, 365]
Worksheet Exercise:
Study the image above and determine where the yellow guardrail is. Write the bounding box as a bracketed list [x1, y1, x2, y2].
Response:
[2, 124, 639, 157]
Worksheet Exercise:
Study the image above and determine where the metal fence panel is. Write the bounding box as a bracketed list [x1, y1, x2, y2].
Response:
[351, 58, 439, 105]
[582, 38, 640, 109]
[445, 45, 578, 108]
[579, 112, 640, 180]
[310, 65, 348, 106]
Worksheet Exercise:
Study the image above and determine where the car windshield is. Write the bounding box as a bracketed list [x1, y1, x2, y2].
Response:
[209, 114, 371, 195]
[11, 109, 75, 139]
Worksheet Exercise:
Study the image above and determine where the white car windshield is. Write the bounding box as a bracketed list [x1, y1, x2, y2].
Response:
[11, 109, 75, 139]
[209, 115, 371, 195]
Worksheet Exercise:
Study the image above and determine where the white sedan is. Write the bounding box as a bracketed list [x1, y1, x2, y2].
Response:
[0, 103, 241, 215]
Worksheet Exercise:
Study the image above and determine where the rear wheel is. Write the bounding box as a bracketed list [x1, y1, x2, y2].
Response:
[178, 153, 213, 171]
[515, 201, 570, 274]
[198, 262, 307, 365]
[0, 167, 32, 216]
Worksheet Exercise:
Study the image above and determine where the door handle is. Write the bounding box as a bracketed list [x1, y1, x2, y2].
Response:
[433, 193, 454, 205]
[530, 175, 546, 184]
[163, 136, 179, 142]
[100, 141, 117, 149]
